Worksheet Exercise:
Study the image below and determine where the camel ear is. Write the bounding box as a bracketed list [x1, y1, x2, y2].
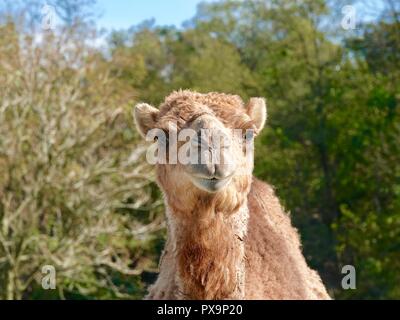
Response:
[134, 103, 159, 138]
[246, 97, 267, 133]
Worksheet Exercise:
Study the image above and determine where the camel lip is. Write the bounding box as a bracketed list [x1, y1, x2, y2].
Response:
[190, 172, 235, 181]
[188, 174, 232, 193]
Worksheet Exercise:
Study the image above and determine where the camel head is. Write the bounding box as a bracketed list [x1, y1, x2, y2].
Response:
[134, 91, 266, 210]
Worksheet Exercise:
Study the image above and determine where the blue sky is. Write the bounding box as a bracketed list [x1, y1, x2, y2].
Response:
[93, 0, 384, 31]
[96, 0, 209, 30]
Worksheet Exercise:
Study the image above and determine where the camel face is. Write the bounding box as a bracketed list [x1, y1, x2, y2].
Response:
[134, 90, 266, 198]
[181, 113, 241, 193]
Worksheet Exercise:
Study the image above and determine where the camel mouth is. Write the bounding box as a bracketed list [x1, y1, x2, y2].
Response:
[188, 174, 232, 193]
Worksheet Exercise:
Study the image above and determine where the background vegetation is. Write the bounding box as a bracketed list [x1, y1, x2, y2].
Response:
[0, 0, 399, 299]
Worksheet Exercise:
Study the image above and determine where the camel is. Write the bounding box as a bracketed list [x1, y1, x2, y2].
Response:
[134, 90, 330, 300]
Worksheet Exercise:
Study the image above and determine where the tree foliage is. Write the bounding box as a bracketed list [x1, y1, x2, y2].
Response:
[0, 0, 399, 299]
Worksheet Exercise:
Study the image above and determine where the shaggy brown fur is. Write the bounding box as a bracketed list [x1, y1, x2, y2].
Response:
[135, 90, 331, 300]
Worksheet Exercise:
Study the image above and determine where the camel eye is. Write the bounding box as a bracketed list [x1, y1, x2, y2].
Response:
[243, 129, 254, 141]
[155, 131, 169, 148]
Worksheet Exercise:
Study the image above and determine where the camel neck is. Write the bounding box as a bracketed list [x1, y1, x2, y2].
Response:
[166, 198, 249, 299]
